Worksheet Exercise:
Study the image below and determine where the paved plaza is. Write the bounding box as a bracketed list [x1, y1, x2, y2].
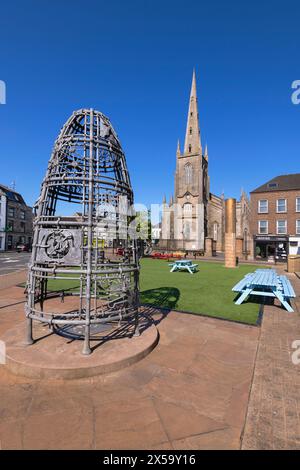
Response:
[242, 271, 300, 450]
[0, 266, 299, 450]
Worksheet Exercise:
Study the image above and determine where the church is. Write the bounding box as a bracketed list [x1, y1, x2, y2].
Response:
[160, 71, 251, 256]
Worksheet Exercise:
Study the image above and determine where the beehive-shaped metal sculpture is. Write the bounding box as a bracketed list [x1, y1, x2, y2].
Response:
[25, 109, 139, 355]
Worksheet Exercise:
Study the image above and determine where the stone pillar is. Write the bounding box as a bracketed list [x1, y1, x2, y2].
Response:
[205, 237, 213, 257]
[225, 198, 237, 268]
[195, 202, 205, 251]
[248, 236, 255, 260]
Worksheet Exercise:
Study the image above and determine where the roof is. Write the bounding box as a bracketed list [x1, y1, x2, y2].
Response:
[251, 174, 300, 193]
[0, 184, 26, 204]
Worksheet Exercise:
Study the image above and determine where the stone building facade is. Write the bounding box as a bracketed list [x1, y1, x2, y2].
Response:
[0, 184, 33, 250]
[160, 71, 251, 256]
[250, 174, 300, 261]
[0, 190, 7, 251]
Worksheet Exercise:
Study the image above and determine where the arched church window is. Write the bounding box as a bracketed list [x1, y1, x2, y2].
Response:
[184, 163, 192, 184]
[243, 228, 248, 253]
[188, 145, 192, 153]
[213, 222, 218, 241]
[183, 203, 192, 215]
[183, 221, 191, 240]
[189, 127, 192, 135]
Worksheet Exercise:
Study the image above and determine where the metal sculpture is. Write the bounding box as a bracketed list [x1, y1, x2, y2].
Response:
[25, 108, 140, 355]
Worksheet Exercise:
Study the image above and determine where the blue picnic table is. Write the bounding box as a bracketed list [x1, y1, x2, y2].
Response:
[169, 259, 198, 274]
[232, 269, 296, 312]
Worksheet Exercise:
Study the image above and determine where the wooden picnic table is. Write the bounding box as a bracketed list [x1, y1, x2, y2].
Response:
[232, 269, 296, 312]
[169, 259, 198, 274]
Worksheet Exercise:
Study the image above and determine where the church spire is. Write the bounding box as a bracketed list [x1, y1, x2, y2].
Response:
[204, 143, 208, 161]
[183, 69, 202, 156]
[176, 139, 181, 157]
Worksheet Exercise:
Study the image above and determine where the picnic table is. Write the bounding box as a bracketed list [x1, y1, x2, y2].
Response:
[169, 259, 198, 274]
[232, 269, 296, 312]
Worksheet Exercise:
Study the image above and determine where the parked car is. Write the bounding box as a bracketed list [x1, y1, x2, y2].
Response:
[16, 243, 31, 252]
[116, 247, 133, 256]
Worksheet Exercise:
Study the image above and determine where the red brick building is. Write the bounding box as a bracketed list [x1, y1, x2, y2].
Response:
[250, 174, 300, 262]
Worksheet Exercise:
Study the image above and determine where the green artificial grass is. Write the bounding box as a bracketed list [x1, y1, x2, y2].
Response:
[139, 258, 261, 325]
[46, 275, 81, 293]
[23, 259, 263, 325]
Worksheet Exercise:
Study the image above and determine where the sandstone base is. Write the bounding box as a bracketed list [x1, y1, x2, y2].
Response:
[225, 232, 237, 268]
[2, 319, 159, 380]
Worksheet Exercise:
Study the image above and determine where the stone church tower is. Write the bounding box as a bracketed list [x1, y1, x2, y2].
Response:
[160, 70, 250, 255]
[161, 70, 209, 251]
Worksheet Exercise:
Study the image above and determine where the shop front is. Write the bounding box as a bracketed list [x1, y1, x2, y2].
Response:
[254, 235, 288, 262]
[289, 236, 300, 255]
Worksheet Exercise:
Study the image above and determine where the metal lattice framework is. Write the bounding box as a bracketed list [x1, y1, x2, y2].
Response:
[25, 109, 140, 355]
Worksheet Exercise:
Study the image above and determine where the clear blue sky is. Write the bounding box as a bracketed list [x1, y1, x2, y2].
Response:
[0, 0, 299, 208]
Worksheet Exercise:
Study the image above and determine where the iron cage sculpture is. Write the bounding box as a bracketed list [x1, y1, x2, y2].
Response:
[25, 109, 140, 355]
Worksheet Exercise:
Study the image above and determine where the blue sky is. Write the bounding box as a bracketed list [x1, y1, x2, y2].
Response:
[0, 0, 299, 209]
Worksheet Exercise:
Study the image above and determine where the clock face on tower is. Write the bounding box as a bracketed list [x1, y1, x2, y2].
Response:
[184, 191, 192, 200]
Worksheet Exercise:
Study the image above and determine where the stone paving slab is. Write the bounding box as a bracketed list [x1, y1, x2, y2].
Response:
[0, 279, 259, 450]
[0, 270, 27, 290]
[3, 316, 159, 379]
[242, 271, 300, 450]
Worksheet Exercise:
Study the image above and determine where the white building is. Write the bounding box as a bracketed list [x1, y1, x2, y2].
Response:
[0, 189, 7, 251]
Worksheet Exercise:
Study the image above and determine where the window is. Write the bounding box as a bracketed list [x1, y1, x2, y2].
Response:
[8, 207, 15, 218]
[277, 199, 287, 213]
[184, 163, 193, 185]
[183, 203, 192, 214]
[20, 222, 25, 233]
[188, 144, 192, 153]
[7, 220, 14, 231]
[213, 223, 218, 241]
[183, 221, 191, 239]
[258, 199, 268, 213]
[268, 182, 278, 188]
[296, 197, 300, 212]
[20, 210, 25, 220]
[243, 229, 248, 253]
[297, 220, 300, 235]
[277, 220, 287, 235]
[0, 237, 2, 249]
[189, 127, 192, 135]
[258, 220, 268, 234]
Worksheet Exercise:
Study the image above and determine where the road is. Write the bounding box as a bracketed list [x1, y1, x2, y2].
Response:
[0, 252, 31, 275]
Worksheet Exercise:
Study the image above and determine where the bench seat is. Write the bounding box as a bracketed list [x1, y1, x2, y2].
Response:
[279, 275, 296, 298]
[232, 273, 254, 293]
